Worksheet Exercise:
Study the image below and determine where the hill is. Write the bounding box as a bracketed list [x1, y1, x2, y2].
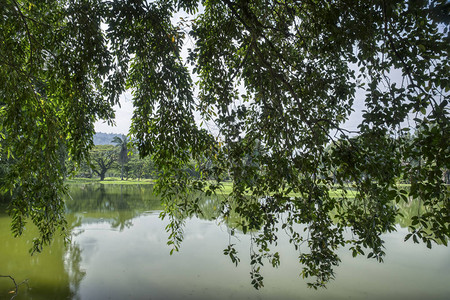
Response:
[93, 132, 124, 145]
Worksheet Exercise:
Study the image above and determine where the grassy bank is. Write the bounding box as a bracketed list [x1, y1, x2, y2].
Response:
[65, 177, 155, 185]
[65, 178, 416, 199]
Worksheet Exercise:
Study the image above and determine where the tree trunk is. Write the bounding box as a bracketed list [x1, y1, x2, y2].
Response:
[445, 170, 450, 185]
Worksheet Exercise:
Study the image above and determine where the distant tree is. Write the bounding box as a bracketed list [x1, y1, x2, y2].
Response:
[128, 155, 154, 181]
[112, 135, 129, 180]
[90, 145, 117, 181]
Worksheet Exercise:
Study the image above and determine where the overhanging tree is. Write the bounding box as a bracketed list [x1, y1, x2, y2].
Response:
[0, 0, 448, 288]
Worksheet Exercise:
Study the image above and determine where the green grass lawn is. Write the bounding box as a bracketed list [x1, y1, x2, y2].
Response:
[65, 177, 154, 185]
[209, 181, 358, 198]
[65, 177, 414, 199]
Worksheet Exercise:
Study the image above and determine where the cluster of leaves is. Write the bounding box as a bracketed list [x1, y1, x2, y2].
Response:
[182, 0, 449, 288]
[1, 0, 119, 252]
[0, 0, 448, 288]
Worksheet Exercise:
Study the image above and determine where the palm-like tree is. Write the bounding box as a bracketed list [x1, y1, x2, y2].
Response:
[112, 135, 129, 180]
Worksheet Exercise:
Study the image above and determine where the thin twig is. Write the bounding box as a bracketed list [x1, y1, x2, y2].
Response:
[0, 275, 29, 300]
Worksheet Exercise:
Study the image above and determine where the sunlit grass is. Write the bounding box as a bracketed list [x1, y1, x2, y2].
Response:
[66, 177, 414, 198]
[65, 177, 154, 185]
[213, 181, 361, 198]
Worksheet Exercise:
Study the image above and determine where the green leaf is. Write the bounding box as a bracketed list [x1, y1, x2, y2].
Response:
[404, 233, 412, 242]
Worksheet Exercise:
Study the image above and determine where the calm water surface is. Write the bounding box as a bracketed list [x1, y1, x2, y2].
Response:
[1, 184, 449, 299]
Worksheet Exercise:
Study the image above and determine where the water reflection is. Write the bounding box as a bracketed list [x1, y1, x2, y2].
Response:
[395, 198, 448, 246]
[1, 184, 158, 300]
[66, 184, 162, 231]
[0, 216, 83, 300]
[1, 184, 449, 299]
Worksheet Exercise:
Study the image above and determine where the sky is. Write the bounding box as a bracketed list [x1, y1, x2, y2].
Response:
[93, 66, 368, 136]
[94, 91, 134, 134]
[93, 88, 366, 135]
[94, 10, 196, 135]
[93, 8, 406, 137]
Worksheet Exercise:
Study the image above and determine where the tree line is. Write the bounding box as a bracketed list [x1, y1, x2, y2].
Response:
[69, 135, 156, 181]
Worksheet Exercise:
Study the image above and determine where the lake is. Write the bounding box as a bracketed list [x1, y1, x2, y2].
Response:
[1, 184, 449, 299]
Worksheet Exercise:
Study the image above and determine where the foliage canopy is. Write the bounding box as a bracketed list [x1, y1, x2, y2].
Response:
[1, 0, 449, 288]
